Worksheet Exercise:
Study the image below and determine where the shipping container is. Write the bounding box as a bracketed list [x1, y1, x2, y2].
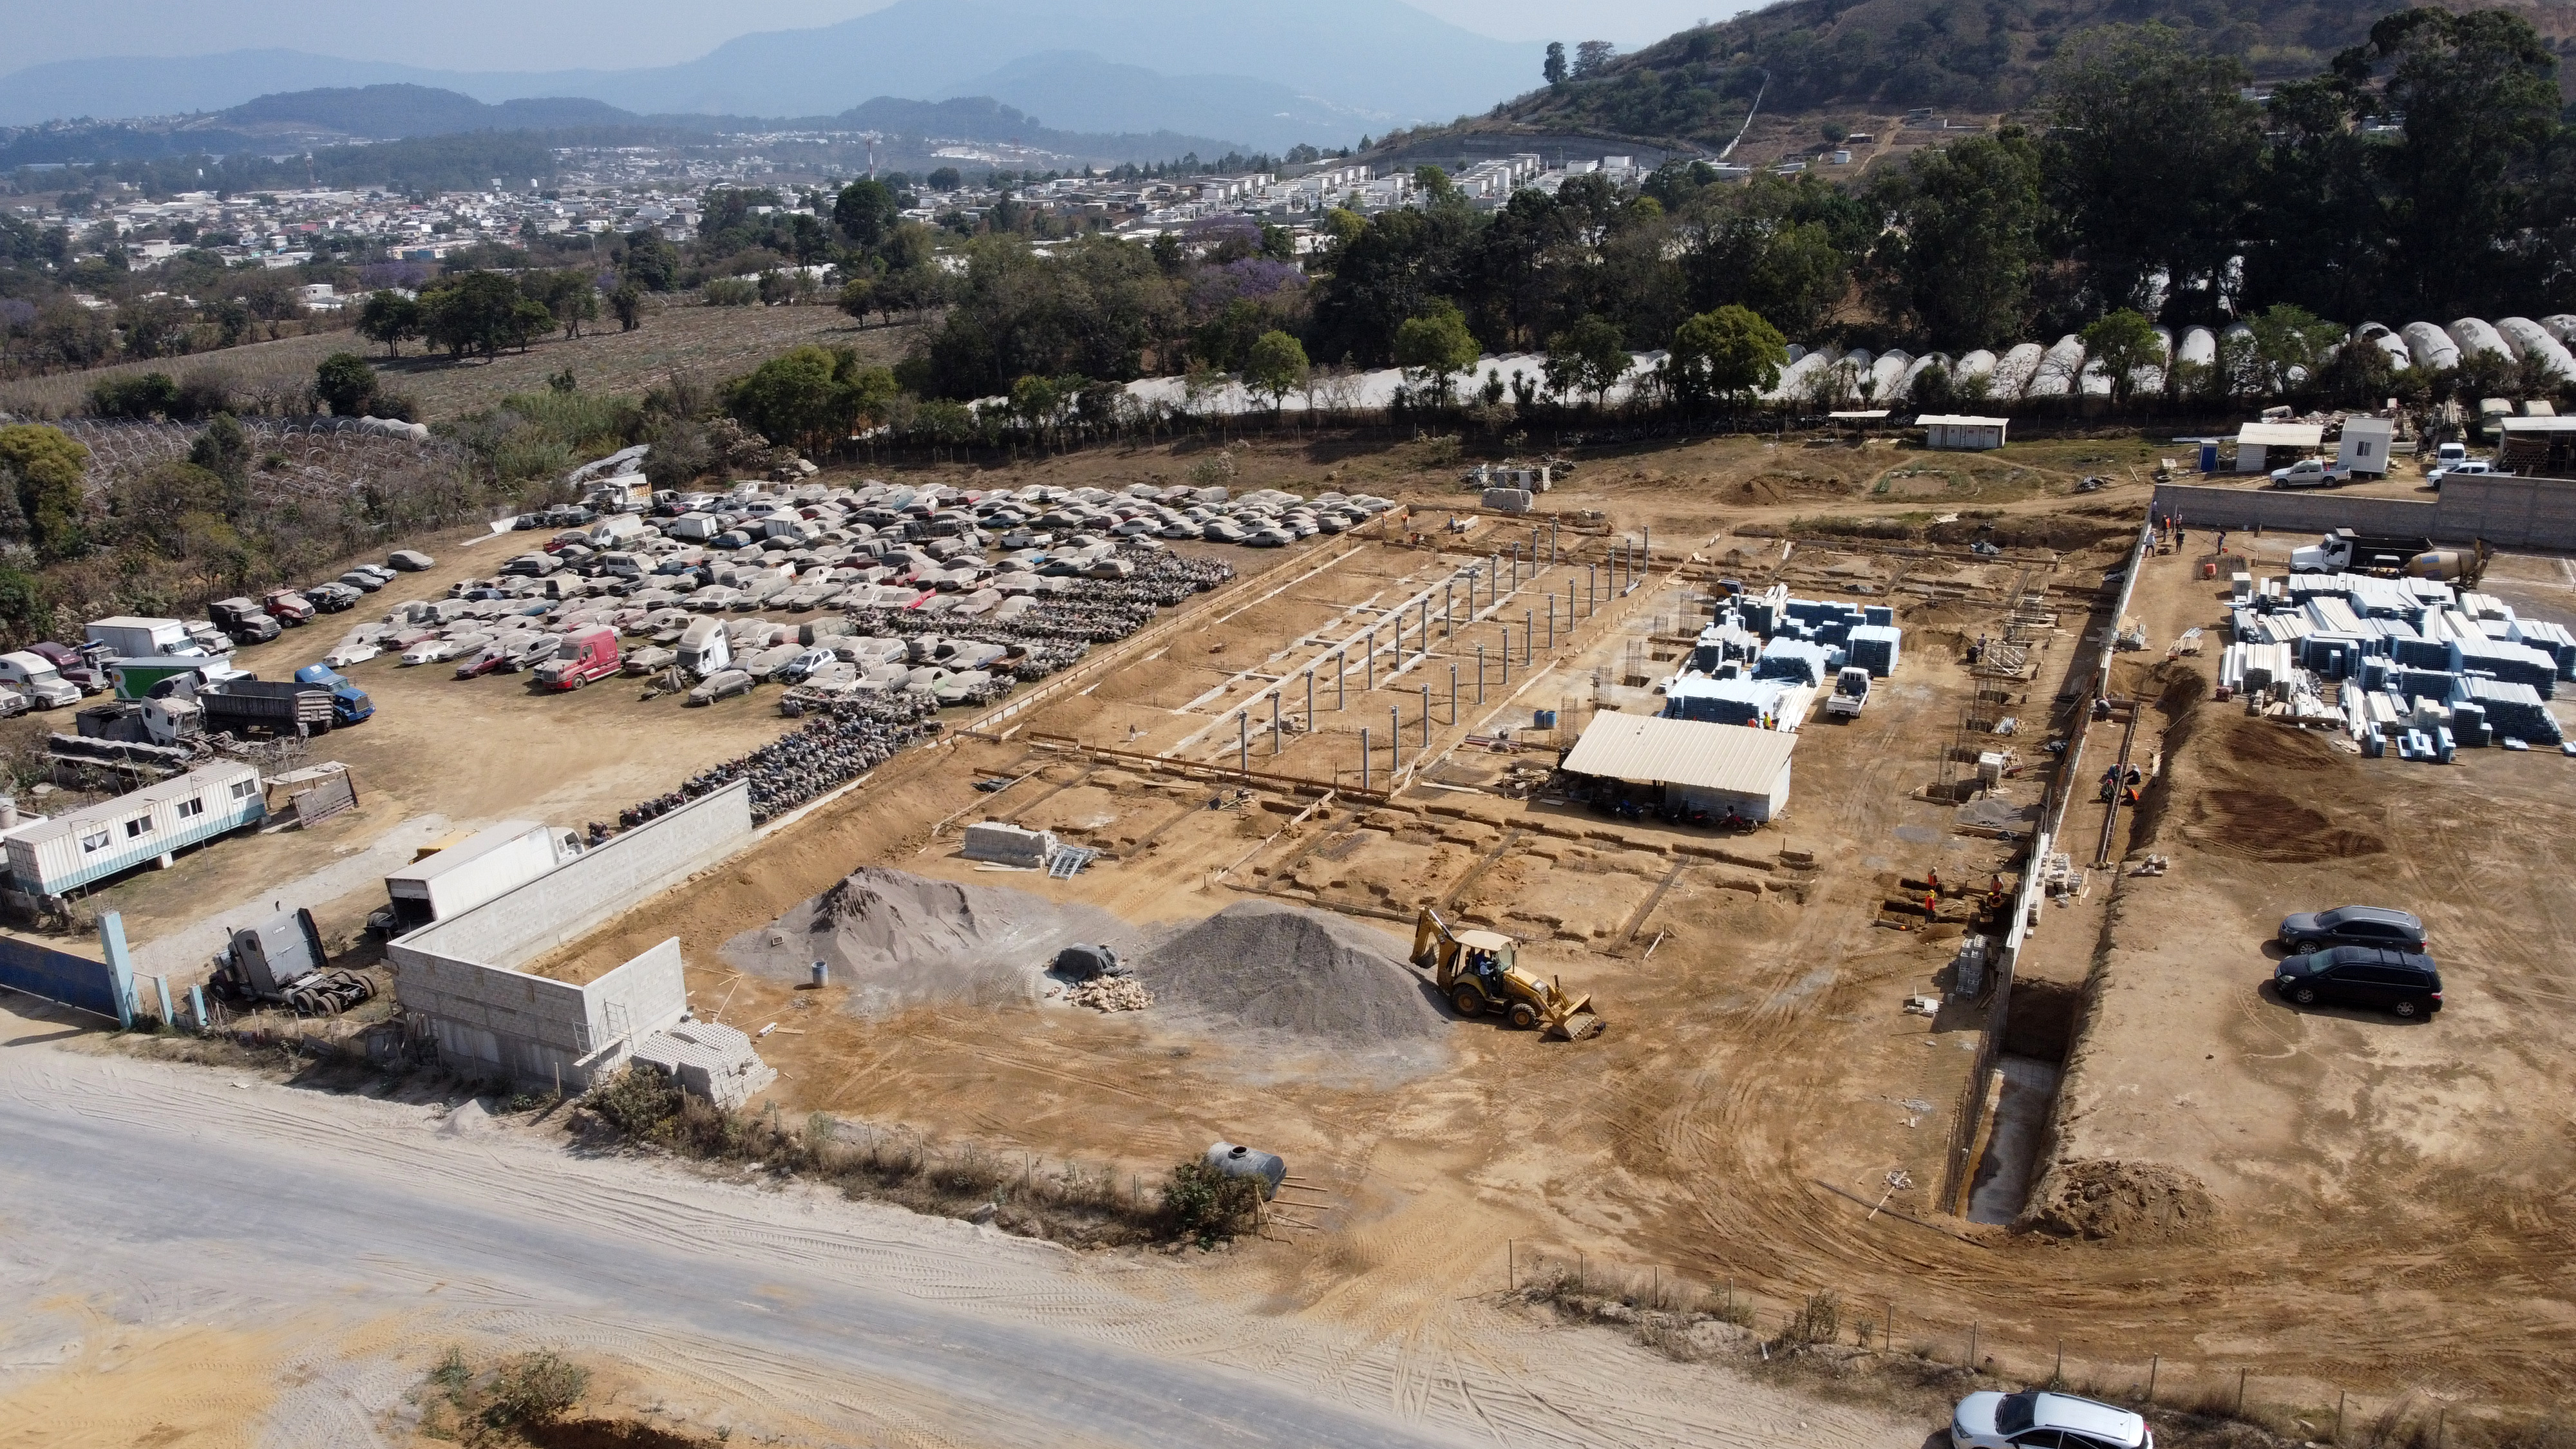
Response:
[3, 761, 265, 896]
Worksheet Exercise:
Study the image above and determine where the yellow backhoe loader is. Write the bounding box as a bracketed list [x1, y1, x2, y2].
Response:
[1410, 909, 1604, 1041]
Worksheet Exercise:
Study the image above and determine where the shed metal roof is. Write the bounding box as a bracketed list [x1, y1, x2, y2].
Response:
[1917, 414, 2009, 427]
[2237, 422, 2325, 447]
[1560, 714, 1796, 793]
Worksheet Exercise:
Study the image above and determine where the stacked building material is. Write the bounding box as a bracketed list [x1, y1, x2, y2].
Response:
[1756, 636, 1842, 687]
[1664, 675, 1795, 728]
[2450, 636, 2559, 697]
[2461, 677, 2564, 743]
[1846, 624, 1902, 677]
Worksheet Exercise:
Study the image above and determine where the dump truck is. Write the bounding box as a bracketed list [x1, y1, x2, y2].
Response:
[1825, 665, 1871, 719]
[1410, 908, 1603, 1040]
[199, 678, 336, 736]
[209, 906, 376, 1015]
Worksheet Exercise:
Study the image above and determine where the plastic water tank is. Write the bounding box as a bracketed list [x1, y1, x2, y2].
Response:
[1204, 1141, 1285, 1200]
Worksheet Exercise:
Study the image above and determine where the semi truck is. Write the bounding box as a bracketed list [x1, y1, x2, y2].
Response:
[0, 651, 83, 708]
[533, 625, 620, 690]
[676, 617, 732, 679]
[377, 821, 582, 934]
[208, 598, 283, 645]
[291, 663, 375, 724]
[208, 907, 376, 1015]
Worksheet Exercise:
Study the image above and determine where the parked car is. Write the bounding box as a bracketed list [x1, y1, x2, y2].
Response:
[2268, 457, 2351, 489]
[386, 549, 437, 572]
[1953, 1390, 2152, 1449]
[2278, 905, 2427, 953]
[2274, 945, 2443, 1018]
[685, 668, 755, 706]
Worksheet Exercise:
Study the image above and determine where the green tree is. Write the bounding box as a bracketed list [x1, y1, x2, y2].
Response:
[1542, 316, 1631, 406]
[0, 564, 53, 647]
[2041, 24, 2262, 318]
[2079, 309, 2162, 405]
[419, 271, 529, 361]
[837, 276, 876, 324]
[314, 352, 380, 417]
[609, 282, 645, 332]
[529, 270, 600, 338]
[833, 179, 902, 251]
[621, 228, 680, 291]
[2336, 8, 2566, 316]
[1242, 330, 1310, 412]
[355, 290, 421, 357]
[2246, 304, 2347, 397]
[92, 372, 180, 420]
[1393, 301, 1481, 404]
[186, 412, 254, 518]
[0, 424, 91, 560]
[1670, 305, 1788, 408]
[1866, 131, 2047, 350]
[1544, 42, 1569, 86]
[723, 345, 898, 459]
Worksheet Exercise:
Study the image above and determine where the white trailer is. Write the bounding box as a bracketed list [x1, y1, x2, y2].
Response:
[382, 822, 582, 934]
[84, 616, 198, 659]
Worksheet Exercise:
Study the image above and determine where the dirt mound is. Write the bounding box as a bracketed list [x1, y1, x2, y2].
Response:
[1133, 900, 1444, 1043]
[2216, 716, 2342, 773]
[2184, 790, 2387, 864]
[722, 867, 1144, 1013]
[2019, 1159, 2217, 1243]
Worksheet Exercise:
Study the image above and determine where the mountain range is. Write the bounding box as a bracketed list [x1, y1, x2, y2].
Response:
[0, 0, 1539, 153]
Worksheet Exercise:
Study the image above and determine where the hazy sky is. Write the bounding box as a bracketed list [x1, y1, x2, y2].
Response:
[3, 0, 1736, 70]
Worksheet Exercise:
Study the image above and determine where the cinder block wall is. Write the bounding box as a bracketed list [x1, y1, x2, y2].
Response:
[407, 781, 750, 967]
[2152, 475, 2576, 549]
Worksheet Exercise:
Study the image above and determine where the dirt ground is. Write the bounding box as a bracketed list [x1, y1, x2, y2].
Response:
[0, 303, 916, 422]
[28, 421, 2575, 1434]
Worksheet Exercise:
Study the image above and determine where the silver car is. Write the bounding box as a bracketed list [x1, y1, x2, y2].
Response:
[1953, 1391, 2151, 1449]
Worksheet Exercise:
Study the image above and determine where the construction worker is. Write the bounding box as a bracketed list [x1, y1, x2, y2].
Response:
[1927, 866, 1942, 896]
[1922, 891, 1940, 922]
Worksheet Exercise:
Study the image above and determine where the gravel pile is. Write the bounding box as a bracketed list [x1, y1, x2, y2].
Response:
[1132, 901, 1443, 1043]
[1066, 977, 1153, 1012]
[720, 867, 1144, 1013]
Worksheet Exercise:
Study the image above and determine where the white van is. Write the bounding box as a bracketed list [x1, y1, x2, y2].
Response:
[0, 651, 82, 708]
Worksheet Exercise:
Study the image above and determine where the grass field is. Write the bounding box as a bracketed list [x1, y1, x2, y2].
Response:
[0, 302, 921, 424]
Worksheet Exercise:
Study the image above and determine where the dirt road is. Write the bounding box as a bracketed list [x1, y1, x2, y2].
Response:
[0, 1012, 1929, 1448]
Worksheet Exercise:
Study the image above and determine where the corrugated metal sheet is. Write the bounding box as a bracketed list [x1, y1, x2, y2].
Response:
[2238, 422, 2325, 448]
[1560, 714, 1796, 793]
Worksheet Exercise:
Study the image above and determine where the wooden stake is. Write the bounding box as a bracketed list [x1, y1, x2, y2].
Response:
[2147, 1354, 2157, 1404]
[2334, 1390, 2344, 1444]
[2237, 1368, 2248, 1415]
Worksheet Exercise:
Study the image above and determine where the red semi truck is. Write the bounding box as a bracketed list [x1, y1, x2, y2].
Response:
[533, 625, 620, 690]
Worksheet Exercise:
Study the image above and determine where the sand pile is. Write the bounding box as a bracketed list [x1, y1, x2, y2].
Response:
[2019, 1159, 2216, 1243]
[721, 867, 1144, 1013]
[1132, 900, 1443, 1043]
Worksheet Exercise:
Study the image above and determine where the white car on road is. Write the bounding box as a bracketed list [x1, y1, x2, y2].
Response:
[1953, 1390, 2152, 1449]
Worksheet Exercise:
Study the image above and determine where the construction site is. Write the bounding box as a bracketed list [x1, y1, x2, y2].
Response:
[12, 430, 2576, 1441]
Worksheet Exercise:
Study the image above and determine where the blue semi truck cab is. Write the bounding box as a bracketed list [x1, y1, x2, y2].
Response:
[292, 663, 375, 724]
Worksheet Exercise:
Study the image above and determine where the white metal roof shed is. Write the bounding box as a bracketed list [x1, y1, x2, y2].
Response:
[1560, 714, 1797, 820]
[2237, 422, 2325, 448]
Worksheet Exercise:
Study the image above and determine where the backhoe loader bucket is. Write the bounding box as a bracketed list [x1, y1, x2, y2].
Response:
[1540, 990, 1603, 1041]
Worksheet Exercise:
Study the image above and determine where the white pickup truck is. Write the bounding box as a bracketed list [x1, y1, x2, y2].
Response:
[2268, 457, 2351, 488]
[1825, 665, 1871, 719]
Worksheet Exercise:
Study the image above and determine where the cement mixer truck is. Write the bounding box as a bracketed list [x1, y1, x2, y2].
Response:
[2289, 529, 2488, 585]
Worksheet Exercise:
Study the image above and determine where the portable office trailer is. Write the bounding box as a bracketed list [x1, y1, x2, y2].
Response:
[383, 821, 582, 933]
[1918, 414, 2009, 451]
[3, 760, 265, 896]
[2325, 418, 2394, 477]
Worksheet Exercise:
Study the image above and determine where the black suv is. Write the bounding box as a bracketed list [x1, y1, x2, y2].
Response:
[2277, 905, 2427, 953]
[2275, 946, 2443, 1018]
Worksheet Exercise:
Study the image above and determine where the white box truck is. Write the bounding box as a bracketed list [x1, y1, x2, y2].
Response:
[378, 821, 582, 933]
[85, 616, 200, 659]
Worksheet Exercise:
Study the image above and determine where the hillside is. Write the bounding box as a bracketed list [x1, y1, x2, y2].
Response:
[1484, 0, 2576, 151]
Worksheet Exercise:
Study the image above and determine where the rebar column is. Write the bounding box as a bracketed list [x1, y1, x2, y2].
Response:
[1336, 650, 1345, 709]
[1365, 628, 1376, 691]
[1526, 607, 1534, 661]
[1444, 580, 1454, 636]
[1361, 728, 1371, 791]
[1271, 690, 1282, 755]
[1546, 597, 1555, 650]
[1477, 643, 1486, 705]
[1550, 516, 1559, 565]
[1418, 598, 1429, 656]
[1588, 564, 1596, 615]
[1449, 662, 1458, 723]
[1421, 684, 1432, 750]
[1502, 629, 1512, 686]
[1238, 713, 1249, 777]
[1306, 668, 1314, 726]
[1390, 705, 1402, 768]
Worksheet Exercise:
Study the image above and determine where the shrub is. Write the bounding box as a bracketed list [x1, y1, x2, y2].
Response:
[481, 1350, 588, 1429]
[587, 1062, 685, 1138]
[703, 278, 759, 307]
[1781, 1289, 1841, 1346]
[1162, 1159, 1261, 1245]
[92, 372, 180, 420]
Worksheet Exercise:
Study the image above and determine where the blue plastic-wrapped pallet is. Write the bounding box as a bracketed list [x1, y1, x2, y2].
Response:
[2450, 702, 2488, 747]
[2359, 657, 2390, 691]
[1756, 636, 1839, 687]
[2450, 638, 2559, 697]
[1847, 624, 1903, 677]
[1863, 605, 1895, 627]
[2394, 668, 2460, 703]
[1739, 598, 1776, 636]
[2436, 726, 2457, 763]
[2392, 636, 2452, 670]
